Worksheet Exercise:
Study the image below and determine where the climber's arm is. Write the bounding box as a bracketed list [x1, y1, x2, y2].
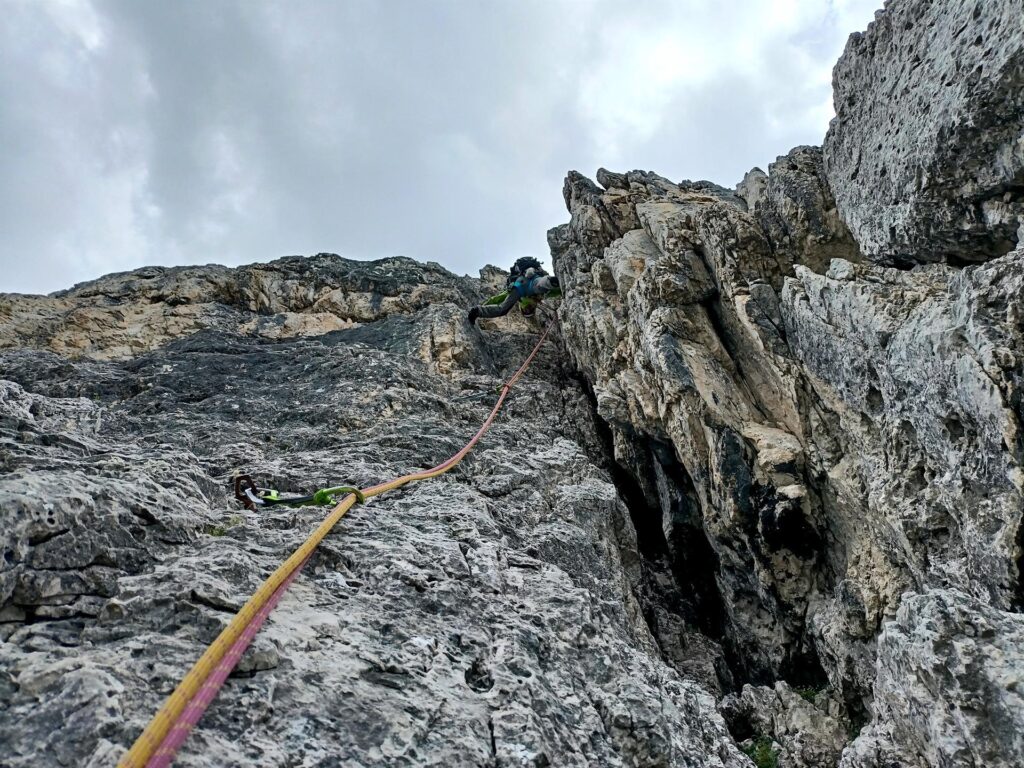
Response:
[473, 288, 521, 320]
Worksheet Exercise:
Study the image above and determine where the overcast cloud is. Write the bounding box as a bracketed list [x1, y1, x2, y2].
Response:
[1, 0, 880, 295]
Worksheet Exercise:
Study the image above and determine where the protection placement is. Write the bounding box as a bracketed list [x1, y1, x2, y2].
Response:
[118, 322, 554, 768]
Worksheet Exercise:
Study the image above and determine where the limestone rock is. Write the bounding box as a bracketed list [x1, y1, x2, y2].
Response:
[0, 254, 483, 361]
[782, 252, 1024, 614]
[552, 168, 831, 691]
[0, 260, 745, 767]
[552, 164, 1023, 765]
[743, 146, 861, 274]
[5, 1, 1024, 765]
[720, 681, 849, 768]
[841, 590, 1024, 768]
[824, 0, 1024, 265]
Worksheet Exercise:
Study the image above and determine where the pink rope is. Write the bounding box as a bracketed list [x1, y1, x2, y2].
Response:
[145, 554, 312, 768]
[142, 321, 553, 766]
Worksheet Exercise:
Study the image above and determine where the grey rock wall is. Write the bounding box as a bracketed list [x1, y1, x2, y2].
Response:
[0, 260, 746, 767]
[4, 0, 1024, 765]
[551, 161, 1023, 765]
[824, 0, 1024, 265]
[841, 589, 1024, 768]
[739, 146, 861, 275]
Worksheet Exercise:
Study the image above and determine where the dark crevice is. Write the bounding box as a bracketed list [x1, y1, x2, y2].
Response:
[1013, 518, 1024, 613]
[883, 256, 919, 271]
[699, 296, 773, 424]
[750, 483, 823, 560]
[945, 252, 987, 268]
[779, 633, 829, 690]
[27, 528, 71, 547]
[130, 506, 159, 526]
[20, 606, 92, 627]
[487, 715, 497, 761]
[188, 590, 241, 615]
[569, 369, 735, 688]
[652, 444, 727, 639]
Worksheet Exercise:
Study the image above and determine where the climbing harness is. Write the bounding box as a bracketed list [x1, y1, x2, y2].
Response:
[118, 320, 555, 768]
[233, 474, 365, 510]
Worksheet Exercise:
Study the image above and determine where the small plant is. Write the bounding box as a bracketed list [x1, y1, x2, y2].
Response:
[847, 709, 870, 741]
[795, 685, 820, 703]
[741, 736, 779, 768]
[204, 514, 244, 537]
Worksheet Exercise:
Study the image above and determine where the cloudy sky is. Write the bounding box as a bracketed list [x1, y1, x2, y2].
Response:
[2, 0, 880, 295]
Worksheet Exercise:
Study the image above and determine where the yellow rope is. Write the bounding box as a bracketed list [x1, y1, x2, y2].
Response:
[118, 322, 551, 767]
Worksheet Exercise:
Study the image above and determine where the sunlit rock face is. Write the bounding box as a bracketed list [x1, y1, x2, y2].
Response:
[553, 172, 1023, 766]
[0, 254, 481, 360]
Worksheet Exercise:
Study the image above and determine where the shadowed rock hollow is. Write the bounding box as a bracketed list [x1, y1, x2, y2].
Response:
[2, 1, 1024, 766]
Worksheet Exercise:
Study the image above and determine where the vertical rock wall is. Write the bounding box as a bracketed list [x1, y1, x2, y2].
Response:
[550, 2, 1024, 760]
[824, 0, 1024, 265]
[552, 106, 1024, 768]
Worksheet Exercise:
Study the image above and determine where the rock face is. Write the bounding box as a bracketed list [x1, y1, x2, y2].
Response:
[3, 237, 1016, 764]
[3, 1, 1024, 765]
[549, 8, 1024, 757]
[0, 254, 480, 360]
[720, 681, 849, 768]
[0, 257, 746, 767]
[824, 0, 1024, 265]
[739, 146, 861, 274]
[840, 589, 1024, 768]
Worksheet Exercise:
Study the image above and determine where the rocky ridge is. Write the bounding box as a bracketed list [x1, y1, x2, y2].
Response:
[547, 1, 1024, 765]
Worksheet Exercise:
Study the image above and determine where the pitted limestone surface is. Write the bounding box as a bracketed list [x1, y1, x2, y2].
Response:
[0, 259, 745, 767]
[551, 155, 1023, 767]
[823, 0, 1024, 265]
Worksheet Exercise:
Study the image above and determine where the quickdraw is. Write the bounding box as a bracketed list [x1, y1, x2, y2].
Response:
[233, 474, 365, 510]
[119, 320, 555, 768]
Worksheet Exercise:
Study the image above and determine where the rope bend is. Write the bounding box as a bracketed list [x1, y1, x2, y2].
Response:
[119, 320, 553, 768]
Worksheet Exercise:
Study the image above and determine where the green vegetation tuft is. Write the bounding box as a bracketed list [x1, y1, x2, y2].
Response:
[795, 685, 820, 703]
[847, 710, 869, 741]
[204, 514, 244, 537]
[741, 736, 779, 768]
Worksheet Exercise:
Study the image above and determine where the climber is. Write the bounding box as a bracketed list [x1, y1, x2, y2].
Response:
[468, 257, 561, 324]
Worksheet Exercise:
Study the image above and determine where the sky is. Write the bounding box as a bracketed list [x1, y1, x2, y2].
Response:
[1, 0, 881, 295]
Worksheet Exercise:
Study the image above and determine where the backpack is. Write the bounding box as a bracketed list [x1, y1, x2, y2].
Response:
[507, 257, 545, 287]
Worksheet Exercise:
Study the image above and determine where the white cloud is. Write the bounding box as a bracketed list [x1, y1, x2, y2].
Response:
[42, 0, 105, 52]
[0, 0, 882, 294]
